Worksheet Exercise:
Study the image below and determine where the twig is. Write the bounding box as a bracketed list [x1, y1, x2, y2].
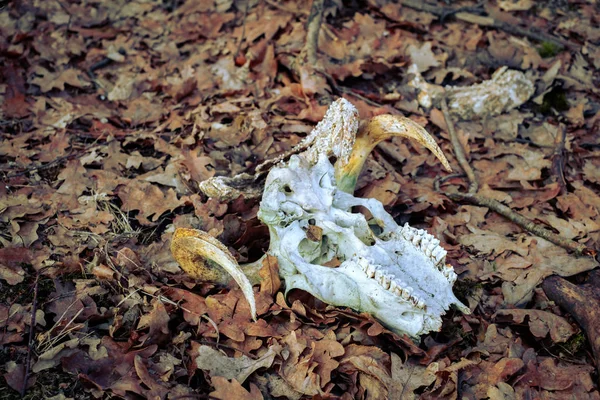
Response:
[542, 270, 600, 387]
[196, 340, 258, 360]
[446, 192, 591, 256]
[234, 0, 250, 60]
[338, 86, 386, 108]
[303, 0, 325, 65]
[1, 150, 75, 178]
[438, 0, 486, 23]
[482, 16, 576, 52]
[551, 125, 568, 194]
[321, 71, 389, 108]
[439, 98, 590, 256]
[264, 0, 338, 41]
[21, 273, 40, 397]
[441, 98, 478, 194]
[264, 0, 300, 14]
[1, 140, 106, 179]
[399, 0, 578, 51]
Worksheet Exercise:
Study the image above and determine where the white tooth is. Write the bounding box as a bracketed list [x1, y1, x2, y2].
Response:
[425, 238, 439, 256]
[393, 286, 402, 296]
[433, 247, 446, 264]
[424, 244, 433, 257]
[366, 264, 376, 278]
[416, 300, 425, 309]
[382, 275, 391, 289]
[401, 289, 411, 300]
[411, 232, 422, 245]
[389, 280, 398, 292]
[359, 258, 369, 271]
[375, 270, 383, 283]
[401, 225, 414, 241]
[444, 267, 457, 283]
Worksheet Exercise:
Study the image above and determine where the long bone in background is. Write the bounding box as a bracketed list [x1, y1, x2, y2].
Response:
[171, 99, 469, 338]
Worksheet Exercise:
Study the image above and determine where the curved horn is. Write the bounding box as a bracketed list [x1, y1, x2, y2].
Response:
[335, 114, 452, 193]
[171, 228, 257, 320]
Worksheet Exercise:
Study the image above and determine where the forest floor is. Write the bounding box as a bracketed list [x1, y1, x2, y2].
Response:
[1, 0, 600, 399]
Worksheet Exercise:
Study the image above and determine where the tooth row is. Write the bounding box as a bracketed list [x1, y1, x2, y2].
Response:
[399, 224, 447, 269]
[356, 258, 426, 309]
[442, 264, 457, 283]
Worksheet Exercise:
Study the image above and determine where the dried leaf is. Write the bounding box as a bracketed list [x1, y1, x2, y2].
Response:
[136, 299, 170, 345]
[195, 344, 279, 383]
[259, 255, 281, 296]
[494, 309, 576, 342]
[387, 354, 438, 400]
[210, 377, 264, 400]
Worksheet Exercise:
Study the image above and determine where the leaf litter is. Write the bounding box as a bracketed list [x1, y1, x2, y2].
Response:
[1, 0, 600, 399]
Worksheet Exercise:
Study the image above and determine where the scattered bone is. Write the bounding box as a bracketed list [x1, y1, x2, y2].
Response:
[408, 64, 535, 120]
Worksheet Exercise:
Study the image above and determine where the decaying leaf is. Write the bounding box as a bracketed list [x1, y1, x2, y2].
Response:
[195, 344, 280, 383]
[3, 0, 599, 398]
[210, 376, 264, 400]
[386, 354, 438, 400]
[494, 308, 576, 342]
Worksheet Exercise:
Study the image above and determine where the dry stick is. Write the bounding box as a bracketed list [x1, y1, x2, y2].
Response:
[441, 98, 478, 194]
[542, 270, 600, 387]
[2, 150, 75, 178]
[264, 0, 302, 15]
[447, 192, 590, 256]
[304, 0, 325, 65]
[21, 273, 40, 397]
[264, 0, 337, 40]
[551, 125, 568, 194]
[234, 0, 250, 60]
[399, 0, 578, 51]
[440, 100, 591, 256]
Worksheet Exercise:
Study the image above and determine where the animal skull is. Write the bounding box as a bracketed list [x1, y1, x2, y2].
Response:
[258, 152, 468, 337]
[172, 99, 468, 338]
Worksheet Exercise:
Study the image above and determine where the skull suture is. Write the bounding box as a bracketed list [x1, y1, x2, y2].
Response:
[172, 99, 469, 338]
[258, 154, 468, 337]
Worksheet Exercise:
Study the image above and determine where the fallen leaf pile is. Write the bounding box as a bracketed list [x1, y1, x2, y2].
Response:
[1, 0, 600, 399]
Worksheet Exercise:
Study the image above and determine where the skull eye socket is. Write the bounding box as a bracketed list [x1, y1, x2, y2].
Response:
[283, 184, 293, 194]
[369, 223, 383, 238]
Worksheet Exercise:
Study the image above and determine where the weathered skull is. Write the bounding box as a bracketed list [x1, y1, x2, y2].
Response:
[173, 99, 468, 338]
[258, 153, 468, 337]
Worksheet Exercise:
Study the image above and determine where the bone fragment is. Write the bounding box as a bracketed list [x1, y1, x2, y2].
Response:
[408, 64, 535, 120]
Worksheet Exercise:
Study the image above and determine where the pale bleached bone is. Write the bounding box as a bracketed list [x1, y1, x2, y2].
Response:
[258, 152, 468, 337]
[198, 99, 360, 201]
[175, 99, 468, 337]
[408, 64, 535, 120]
